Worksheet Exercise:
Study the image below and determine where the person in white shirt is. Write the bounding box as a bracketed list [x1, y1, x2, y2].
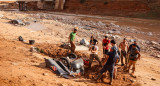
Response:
[88, 42, 102, 68]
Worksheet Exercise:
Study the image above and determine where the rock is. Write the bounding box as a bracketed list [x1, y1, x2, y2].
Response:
[107, 30, 114, 34]
[151, 78, 156, 81]
[156, 55, 160, 58]
[148, 32, 153, 36]
[0, 14, 4, 18]
[11, 62, 18, 66]
[151, 41, 159, 45]
[80, 38, 89, 46]
[42, 73, 48, 76]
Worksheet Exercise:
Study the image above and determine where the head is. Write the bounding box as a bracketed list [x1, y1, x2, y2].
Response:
[134, 39, 137, 44]
[105, 36, 108, 40]
[123, 38, 126, 43]
[111, 40, 116, 46]
[132, 44, 137, 48]
[73, 27, 78, 33]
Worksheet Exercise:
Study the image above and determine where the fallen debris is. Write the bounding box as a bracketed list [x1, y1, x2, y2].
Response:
[80, 38, 90, 46]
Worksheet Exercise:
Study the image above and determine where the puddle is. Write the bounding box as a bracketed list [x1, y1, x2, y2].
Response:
[26, 22, 46, 31]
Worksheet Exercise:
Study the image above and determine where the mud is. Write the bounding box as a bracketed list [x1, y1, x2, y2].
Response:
[35, 43, 136, 85]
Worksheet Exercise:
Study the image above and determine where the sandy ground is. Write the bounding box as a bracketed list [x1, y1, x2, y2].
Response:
[0, 11, 159, 86]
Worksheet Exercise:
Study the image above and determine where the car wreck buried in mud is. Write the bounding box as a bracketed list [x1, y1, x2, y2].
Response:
[45, 53, 87, 79]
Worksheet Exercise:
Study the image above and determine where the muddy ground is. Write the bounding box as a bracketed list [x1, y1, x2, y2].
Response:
[0, 10, 159, 86]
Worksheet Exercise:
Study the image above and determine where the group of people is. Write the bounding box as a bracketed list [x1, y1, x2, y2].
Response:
[69, 28, 141, 85]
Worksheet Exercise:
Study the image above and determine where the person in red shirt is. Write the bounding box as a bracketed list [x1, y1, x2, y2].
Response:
[102, 36, 110, 57]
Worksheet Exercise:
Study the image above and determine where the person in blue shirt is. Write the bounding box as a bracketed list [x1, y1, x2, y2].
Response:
[95, 40, 119, 85]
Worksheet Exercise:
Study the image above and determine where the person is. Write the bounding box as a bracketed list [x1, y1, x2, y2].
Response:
[90, 36, 98, 45]
[89, 42, 102, 68]
[119, 38, 129, 66]
[127, 44, 141, 75]
[102, 36, 110, 56]
[95, 40, 119, 85]
[69, 27, 78, 53]
[128, 40, 140, 53]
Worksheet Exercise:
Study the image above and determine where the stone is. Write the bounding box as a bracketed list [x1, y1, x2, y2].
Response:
[42, 73, 48, 76]
[156, 55, 160, 58]
[11, 62, 18, 66]
[148, 32, 153, 36]
[107, 30, 114, 34]
[151, 41, 159, 45]
[0, 14, 4, 18]
[151, 78, 156, 81]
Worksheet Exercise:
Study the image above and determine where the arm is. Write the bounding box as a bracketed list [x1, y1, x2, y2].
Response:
[137, 45, 140, 52]
[136, 50, 141, 60]
[91, 47, 98, 53]
[127, 45, 132, 53]
[89, 45, 92, 51]
[126, 43, 129, 50]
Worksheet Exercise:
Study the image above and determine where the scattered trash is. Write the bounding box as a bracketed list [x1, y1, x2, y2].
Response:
[29, 40, 35, 45]
[60, 42, 70, 49]
[18, 36, 23, 41]
[10, 19, 24, 25]
[80, 38, 89, 46]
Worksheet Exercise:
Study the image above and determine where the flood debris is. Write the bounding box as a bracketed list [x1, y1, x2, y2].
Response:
[10, 19, 24, 25]
[80, 38, 89, 46]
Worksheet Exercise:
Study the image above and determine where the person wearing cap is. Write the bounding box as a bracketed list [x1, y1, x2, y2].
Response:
[119, 38, 129, 66]
[69, 27, 78, 53]
[95, 40, 119, 85]
[127, 44, 141, 75]
[128, 40, 140, 53]
[102, 36, 110, 57]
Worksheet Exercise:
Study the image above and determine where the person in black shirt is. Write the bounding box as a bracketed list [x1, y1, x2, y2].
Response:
[90, 36, 98, 45]
[128, 40, 140, 53]
[95, 40, 119, 85]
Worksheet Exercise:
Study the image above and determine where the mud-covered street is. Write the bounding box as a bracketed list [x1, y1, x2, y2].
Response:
[0, 10, 159, 86]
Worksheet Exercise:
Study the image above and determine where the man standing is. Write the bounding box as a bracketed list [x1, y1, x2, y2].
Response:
[69, 27, 78, 53]
[119, 38, 128, 66]
[95, 40, 119, 85]
[128, 40, 140, 53]
[127, 44, 141, 75]
[102, 36, 110, 56]
[89, 43, 102, 68]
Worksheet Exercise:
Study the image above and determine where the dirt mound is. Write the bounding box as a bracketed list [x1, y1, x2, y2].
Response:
[35, 43, 90, 59]
[35, 43, 137, 85]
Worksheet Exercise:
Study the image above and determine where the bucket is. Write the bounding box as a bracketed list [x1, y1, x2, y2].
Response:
[29, 40, 35, 45]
